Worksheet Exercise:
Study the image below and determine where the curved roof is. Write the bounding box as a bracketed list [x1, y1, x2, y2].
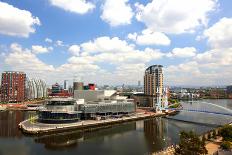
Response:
[145, 65, 163, 73]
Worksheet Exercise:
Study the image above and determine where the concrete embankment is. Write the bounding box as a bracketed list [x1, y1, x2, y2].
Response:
[19, 112, 175, 135]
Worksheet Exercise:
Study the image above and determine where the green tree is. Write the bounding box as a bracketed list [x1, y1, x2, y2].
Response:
[212, 130, 217, 139]
[208, 132, 211, 140]
[220, 141, 231, 150]
[202, 135, 206, 143]
[220, 125, 232, 142]
[175, 131, 208, 155]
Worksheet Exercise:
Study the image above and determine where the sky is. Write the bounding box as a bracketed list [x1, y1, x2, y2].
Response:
[0, 0, 232, 86]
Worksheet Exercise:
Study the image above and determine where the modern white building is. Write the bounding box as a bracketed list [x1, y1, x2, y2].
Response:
[73, 90, 117, 102]
[26, 78, 47, 100]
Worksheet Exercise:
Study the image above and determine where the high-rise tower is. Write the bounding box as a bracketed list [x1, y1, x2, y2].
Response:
[144, 65, 163, 96]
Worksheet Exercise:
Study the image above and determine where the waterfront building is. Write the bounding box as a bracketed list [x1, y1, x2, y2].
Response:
[133, 65, 168, 111]
[49, 83, 71, 97]
[80, 100, 135, 119]
[38, 98, 81, 123]
[73, 89, 136, 119]
[144, 65, 163, 96]
[0, 71, 26, 102]
[38, 96, 136, 122]
[26, 78, 47, 100]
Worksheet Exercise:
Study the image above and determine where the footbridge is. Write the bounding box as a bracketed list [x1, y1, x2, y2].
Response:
[164, 101, 232, 126]
[166, 101, 232, 116]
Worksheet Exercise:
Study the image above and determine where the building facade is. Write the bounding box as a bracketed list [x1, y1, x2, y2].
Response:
[49, 83, 71, 97]
[1, 71, 26, 102]
[133, 65, 169, 111]
[73, 82, 84, 91]
[226, 85, 232, 94]
[38, 98, 81, 123]
[144, 65, 163, 96]
[26, 78, 47, 100]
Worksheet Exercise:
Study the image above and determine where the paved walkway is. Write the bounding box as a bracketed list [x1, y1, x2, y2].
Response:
[19, 112, 167, 134]
[205, 137, 222, 155]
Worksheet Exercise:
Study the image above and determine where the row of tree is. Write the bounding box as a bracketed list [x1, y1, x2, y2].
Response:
[175, 125, 232, 155]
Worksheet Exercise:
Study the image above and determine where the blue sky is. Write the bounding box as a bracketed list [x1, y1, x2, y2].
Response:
[0, 0, 232, 86]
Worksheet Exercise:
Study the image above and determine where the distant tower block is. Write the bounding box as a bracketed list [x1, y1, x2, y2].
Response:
[64, 80, 68, 90]
[73, 82, 84, 90]
[138, 80, 141, 87]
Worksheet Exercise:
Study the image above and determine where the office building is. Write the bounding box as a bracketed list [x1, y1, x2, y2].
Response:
[138, 80, 141, 87]
[133, 65, 168, 110]
[1, 71, 26, 102]
[144, 65, 163, 96]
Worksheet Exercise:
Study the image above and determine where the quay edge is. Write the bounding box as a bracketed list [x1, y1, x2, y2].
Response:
[19, 111, 176, 135]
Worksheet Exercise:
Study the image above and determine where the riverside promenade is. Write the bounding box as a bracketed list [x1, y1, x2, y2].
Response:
[19, 111, 173, 135]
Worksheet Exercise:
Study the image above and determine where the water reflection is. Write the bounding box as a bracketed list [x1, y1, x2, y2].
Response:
[0, 111, 36, 138]
[144, 118, 169, 153]
[34, 122, 136, 151]
[35, 131, 81, 150]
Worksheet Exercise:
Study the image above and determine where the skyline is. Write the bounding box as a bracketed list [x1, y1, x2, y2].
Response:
[0, 0, 232, 86]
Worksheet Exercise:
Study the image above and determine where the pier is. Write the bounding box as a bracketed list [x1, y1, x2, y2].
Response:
[19, 112, 174, 134]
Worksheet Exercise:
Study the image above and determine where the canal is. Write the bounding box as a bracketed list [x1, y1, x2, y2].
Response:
[0, 99, 232, 155]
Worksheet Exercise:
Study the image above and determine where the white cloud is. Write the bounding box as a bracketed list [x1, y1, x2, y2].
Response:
[101, 0, 134, 26]
[169, 47, 197, 58]
[135, 0, 217, 34]
[4, 43, 102, 84]
[128, 29, 171, 46]
[32, 45, 53, 54]
[68, 45, 80, 56]
[195, 48, 232, 66]
[165, 46, 232, 86]
[55, 40, 64, 46]
[45, 38, 53, 43]
[79, 36, 165, 64]
[81, 36, 134, 54]
[127, 33, 137, 41]
[6, 43, 55, 72]
[0, 2, 41, 37]
[204, 17, 232, 48]
[49, 0, 95, 14]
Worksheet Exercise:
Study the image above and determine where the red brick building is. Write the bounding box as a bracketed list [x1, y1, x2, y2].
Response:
[1, 71, 26, 102]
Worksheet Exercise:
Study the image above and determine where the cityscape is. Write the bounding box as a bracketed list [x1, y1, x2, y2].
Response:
[0, 0, 232, 155]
